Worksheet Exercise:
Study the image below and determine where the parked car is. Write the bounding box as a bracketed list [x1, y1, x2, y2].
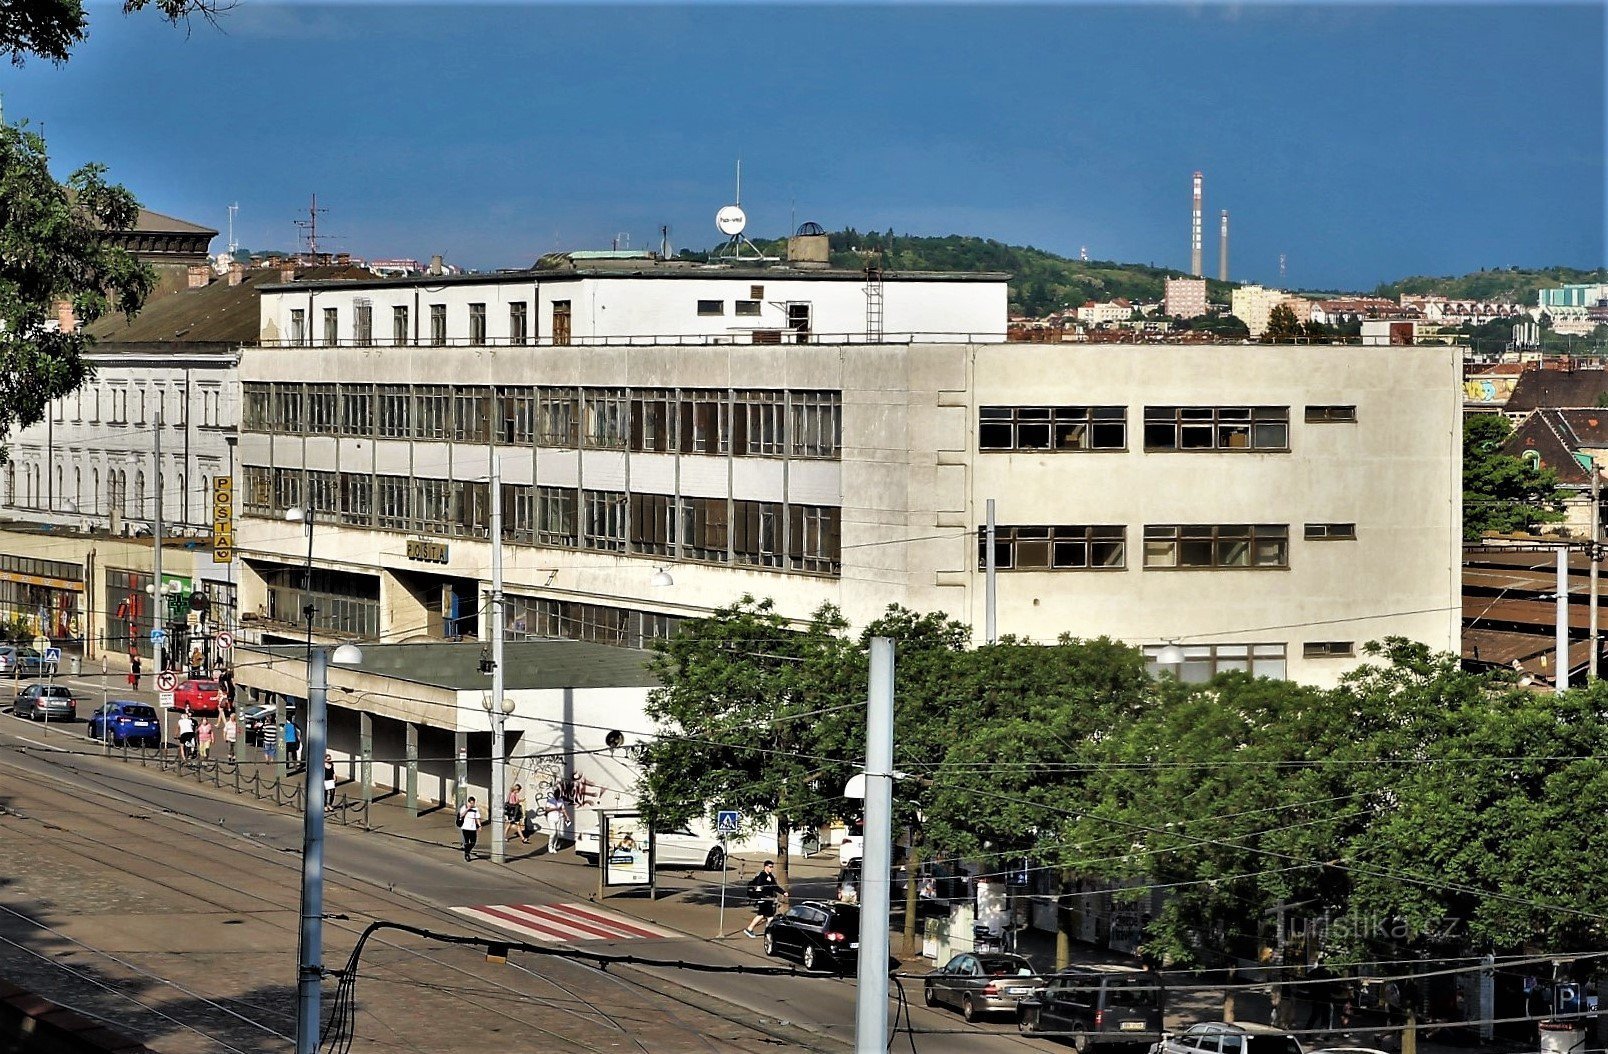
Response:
[1018, 966, 1165, 1047]
[0, 646, 56, 677]
[241, 701, 297, 745]
[1153, 1022, 1301, 1054]
[837, 820, 909, 866]
[87, 701, 162, 746]
[12, 683, 77, 721]
[924, 952, 1044, 1022]
[171, 678, 225, 714]
[762, 900, 874, 973]
[574, 826, 726, 870]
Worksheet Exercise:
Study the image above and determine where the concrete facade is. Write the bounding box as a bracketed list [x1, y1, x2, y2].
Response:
[1232, 284, 1312, 338]
[235, 271, 1462, 691]
[1164, 278, 1208, 320]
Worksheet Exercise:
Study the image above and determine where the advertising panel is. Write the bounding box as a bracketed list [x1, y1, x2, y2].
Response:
[601, 812, 652, 887]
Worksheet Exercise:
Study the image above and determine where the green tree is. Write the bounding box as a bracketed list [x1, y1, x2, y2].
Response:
[1462, 414, 1565, 539]
[637, 596, 854, 888]
[1264, 304, 1304, 342]
[0, 0, 223, 447]
[3, 0, 218, 65]
[0, 124, 154, 445]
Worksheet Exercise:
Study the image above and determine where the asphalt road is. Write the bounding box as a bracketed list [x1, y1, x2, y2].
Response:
[0, 705, 1066, 1054]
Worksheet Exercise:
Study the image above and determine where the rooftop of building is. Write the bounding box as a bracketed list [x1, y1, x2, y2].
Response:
[84, 264, 372, 346]
[259, 251, 1010, 293]
[242, 639, 660, 693]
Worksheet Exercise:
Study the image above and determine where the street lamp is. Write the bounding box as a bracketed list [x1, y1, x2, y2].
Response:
[1156, 640, 1186, 666]
[296, 640, 361, 1054]
[285, 505, 315, 782]
[145, 579, 184, 670]
[650, 566, 675, 588]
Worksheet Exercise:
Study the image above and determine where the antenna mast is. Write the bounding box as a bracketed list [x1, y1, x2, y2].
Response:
[293, 194, 329, 261]
[227, 202, 239, 256]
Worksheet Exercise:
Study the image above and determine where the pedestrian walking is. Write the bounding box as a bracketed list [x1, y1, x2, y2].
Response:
[260, 717, 279, 764]
[222, 713, 239, 761]
[543, 785, 571, 854]
[177, 711, 197, 760]
[504, 784, 528, 845]
[197, 717, 213, 759]
[458, 796, 482, 860]
[743, 860, 788, 938]
[127, 654, 142, 690]
[323, 753, 337, 810]
[283, 719, 300, 766]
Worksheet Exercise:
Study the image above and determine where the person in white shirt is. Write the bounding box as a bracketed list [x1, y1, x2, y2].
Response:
[458, 796, 482, 861]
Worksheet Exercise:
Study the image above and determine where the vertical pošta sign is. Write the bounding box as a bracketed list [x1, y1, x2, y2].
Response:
[600, 811, 652, 888]
[211, 477, 234, 563]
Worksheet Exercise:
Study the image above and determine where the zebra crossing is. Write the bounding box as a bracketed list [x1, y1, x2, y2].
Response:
[451, 901, 680, 945]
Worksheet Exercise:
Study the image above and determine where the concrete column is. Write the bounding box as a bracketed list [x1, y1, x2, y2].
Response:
[405, 722, 418, 817]
[359, 711, 373, 809]
[454, 730, 468, 811]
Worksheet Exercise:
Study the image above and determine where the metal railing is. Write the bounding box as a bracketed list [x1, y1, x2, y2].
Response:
[88, 738, 370, 827]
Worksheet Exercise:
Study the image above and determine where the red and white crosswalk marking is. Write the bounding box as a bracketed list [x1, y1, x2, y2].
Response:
[451, 902, 679, 945]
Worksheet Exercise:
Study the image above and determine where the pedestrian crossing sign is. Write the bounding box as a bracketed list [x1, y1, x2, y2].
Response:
[716, 810, 740, 833]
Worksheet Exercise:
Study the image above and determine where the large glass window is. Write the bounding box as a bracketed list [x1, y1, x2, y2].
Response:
[583, 389, 629, 450]
[630, 492, 676, 555]
[583, 489, 627, 551]
[679, 497, 729, 562]
[1144, 643, 1287, 682]
[733, 499, 783, 567]
[413, 385, 451, 440]
[339, 472, 373, 526]
[1143, 524, 1289, 569]
[453, 387, 491, 444]
[468, 302, 487, 344]
[322, 307, 338, 346]
[630, 388, 675, 452]
[429, 304, 447, 346]
[1143, 407, 1289, 451]
[509, 302, 528, 345]
[979, 406, 1126, 451]
[392, 305, 410, 345]
[981, 525, 1125, 570]
[537, 486, 578, 547]
[496, 387, 534, 445]
[789, 391, 841, 458]
[378, 385, 411, 438]
[679, 389, 727, 454]
[272, 383, 304, 434]
[354, 300, 373, 344]
[306, 383, 339, 435]
[788, 504, 841, 574]
[342, 385, 374, 435]
[538, 388, 578, 447]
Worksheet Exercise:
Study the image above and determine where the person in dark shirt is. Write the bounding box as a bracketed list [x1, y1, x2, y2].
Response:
[742, 861, 787, 938]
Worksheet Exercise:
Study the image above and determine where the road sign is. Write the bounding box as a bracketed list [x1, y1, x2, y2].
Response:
[159, 691, 175, 709]
[43, 647, 61, 664]
[716, 810, 740, 834]
[156, 671, 178, 692]
[150, 628, 167, 645]
[216, 631, 234, 651]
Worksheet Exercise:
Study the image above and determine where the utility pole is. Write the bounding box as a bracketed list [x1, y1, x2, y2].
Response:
[854, 637, 894, 1054]
[489, 459, 507, 864]
[1556, 547, 1570, 694]
[1591, 469, 1601, 681]
[152, 411, 163, 671]
[984, 499, 997, 645]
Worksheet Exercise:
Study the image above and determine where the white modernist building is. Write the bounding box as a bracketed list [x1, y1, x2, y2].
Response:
[234, 253, 1459, 692]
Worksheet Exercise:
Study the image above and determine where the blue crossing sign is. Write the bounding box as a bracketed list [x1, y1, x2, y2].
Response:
[43, 647, 61, 664]
[716, 810, 740, 834]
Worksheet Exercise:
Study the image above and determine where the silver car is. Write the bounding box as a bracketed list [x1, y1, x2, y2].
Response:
[923, 952, 1044, 1022]
[1157, 1022, 1303, 1054]
[13, 683, 77, 721]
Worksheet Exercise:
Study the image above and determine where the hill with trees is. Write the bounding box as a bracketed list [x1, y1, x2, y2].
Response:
[1374, 265, 1608, 305]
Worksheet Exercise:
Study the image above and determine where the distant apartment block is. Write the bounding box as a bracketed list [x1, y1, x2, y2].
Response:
[1231, 285, 1311, 338]
[1076, 299, 1133, 326]
[1164, 278, 1208, 320]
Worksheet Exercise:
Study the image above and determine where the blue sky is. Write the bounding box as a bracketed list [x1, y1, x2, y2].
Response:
[7, 1, 1603, 292]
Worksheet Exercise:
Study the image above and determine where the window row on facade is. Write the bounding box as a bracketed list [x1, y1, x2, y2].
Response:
[288, 299, 571, 347]
[978, 404, 1357, 453]
[242, 383, 842, 459]
[980, 522, 1358, 571]
[5, 460, 219, 527]
[243, 467, 842, 575]
[502, 594, 684, 650]
[47, 382, 226, 430]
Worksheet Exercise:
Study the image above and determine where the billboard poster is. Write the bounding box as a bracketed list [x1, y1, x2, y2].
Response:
[601, 812, 651, 887]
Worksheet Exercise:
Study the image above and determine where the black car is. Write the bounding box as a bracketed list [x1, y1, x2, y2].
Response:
[762, 899, 905, 975]
[1018, 967, 1165, 1048]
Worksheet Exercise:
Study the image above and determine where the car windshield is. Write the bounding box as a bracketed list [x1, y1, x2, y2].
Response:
[1105, 980, 1162, 1007]
[980, 956, 1035, 976]
[121, 705, 157, 719]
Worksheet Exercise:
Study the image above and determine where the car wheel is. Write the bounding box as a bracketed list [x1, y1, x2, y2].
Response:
[1018, 1007, 1040, 1035]
[763, 932, 777, 957]
[962, 996, 979, 1023]
[705, 846, 726, 871]
[802, 944, 821, 970]
[924, 984, 939, 1008]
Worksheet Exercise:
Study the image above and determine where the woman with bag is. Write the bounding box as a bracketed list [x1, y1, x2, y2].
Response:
[504, 784, 528, 845]
[323, 753, 337, 810]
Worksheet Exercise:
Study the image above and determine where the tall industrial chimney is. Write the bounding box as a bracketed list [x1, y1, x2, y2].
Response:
[1218, 210, 1230, 283]
[1190, 171, 1204, 277]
